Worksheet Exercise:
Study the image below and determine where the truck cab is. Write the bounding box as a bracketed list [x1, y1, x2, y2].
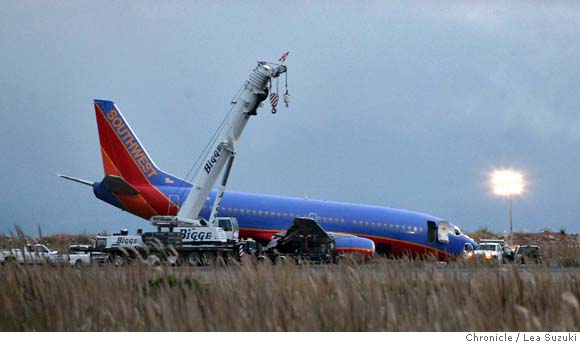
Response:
[0, 244, 58, 264]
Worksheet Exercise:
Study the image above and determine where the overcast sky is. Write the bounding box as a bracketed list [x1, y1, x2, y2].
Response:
[1, 1, 579, 236]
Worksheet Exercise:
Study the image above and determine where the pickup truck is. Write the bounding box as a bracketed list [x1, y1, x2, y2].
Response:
[59, 245, 109, 267]
[0, 244, 59, 264]
[513, 245, 542, 264]
[468, 242, 504, 263]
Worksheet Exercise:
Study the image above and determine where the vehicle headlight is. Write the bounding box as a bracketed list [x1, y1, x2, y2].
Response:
[485, 253, 492, 260]
[467, 252, 473, 259]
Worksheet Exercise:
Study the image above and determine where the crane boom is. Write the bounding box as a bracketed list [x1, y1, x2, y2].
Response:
[175, 61, 287, 222]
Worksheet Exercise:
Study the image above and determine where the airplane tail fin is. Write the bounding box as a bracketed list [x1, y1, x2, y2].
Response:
[93, 100, 190, 218]
[95, 100, 153, 183]
[94, 99, 169, 186]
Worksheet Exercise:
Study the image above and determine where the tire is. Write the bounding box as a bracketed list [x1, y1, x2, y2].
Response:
[74, 260, 83, 269]
[187, 254, 200, 266]
[335, 255, 347, 264]
[166, 255, 179, 266]
[201, 252, 218, 266]
[146, 255, 161, 266]
[111, 254, 125, 267]
[273, 255, 287, 265]
[3, 257, 17, 265]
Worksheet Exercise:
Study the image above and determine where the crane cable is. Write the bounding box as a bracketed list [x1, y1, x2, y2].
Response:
[284, 71, 289, 107]
[173, 85, 243, 200]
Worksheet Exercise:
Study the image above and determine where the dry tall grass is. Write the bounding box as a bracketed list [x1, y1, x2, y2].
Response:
[0, 260, 578, 331]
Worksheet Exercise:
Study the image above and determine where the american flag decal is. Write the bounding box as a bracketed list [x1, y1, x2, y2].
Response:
[279, 51, 289, 63]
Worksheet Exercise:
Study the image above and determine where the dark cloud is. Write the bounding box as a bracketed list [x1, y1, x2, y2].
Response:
[1, 1, 579, 235]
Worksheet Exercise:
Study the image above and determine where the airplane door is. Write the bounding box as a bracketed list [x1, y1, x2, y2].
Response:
[308, 213, 318, 221]
[427, 221, 437, 243]
[438, 221, 450, 243]
[168, 195, 180, 215]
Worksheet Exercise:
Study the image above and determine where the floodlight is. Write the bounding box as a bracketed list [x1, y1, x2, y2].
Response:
[491, 170, 524, 196]
[490, 169, 525, 245]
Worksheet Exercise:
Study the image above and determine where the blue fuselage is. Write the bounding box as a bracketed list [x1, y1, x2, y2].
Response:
[95, 181, 477, 259]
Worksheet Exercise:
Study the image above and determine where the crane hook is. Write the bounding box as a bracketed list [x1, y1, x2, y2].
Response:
[270, 92, 279, 114]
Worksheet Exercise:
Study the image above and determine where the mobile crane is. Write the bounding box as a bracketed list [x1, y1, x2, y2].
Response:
[94, 59, 289, 265]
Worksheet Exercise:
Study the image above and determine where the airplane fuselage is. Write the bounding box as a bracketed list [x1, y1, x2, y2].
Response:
[93, 181, 477, 259]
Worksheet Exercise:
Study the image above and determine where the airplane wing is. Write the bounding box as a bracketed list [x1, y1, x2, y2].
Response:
[99, 175, 139, 195]
[277, 217, 334, 246]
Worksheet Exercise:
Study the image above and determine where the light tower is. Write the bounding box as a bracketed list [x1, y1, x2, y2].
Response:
[491, 170, 524, 245]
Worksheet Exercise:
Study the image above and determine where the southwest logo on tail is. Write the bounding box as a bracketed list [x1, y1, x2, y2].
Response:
[92, 100, 189, 219]
[100, 106, 158, 178]
[95, 100, 159, 181]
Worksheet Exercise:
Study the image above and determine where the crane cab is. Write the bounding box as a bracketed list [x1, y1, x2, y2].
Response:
[216, 217, 240, 242]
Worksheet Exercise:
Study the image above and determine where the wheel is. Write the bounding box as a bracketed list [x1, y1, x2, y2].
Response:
[74, 259, 83, 268]
[166, 255, 179, 266]
[273, 255, 287, 265]
[223, 251, 240, 266]
[146, 255, 161, 266]
[186, 254, 200, 266]
[335, 255, 347, 264]
[3, 257, 17, 265]
[201, 252, 218, 266]
[111, 254, 125, 267]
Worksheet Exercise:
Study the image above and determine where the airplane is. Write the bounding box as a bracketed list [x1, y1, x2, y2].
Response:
[60, 100, 478, 260]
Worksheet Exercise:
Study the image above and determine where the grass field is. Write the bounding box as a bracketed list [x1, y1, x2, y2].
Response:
[1, 231, 579, 331]
[0, 260, 578, 331]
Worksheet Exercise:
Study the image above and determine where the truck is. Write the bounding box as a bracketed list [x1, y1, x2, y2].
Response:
[58, 244, 109, 267]
[469, 242, 504, 263]
[95, 59, 288, 265]
[0, 243, 59, 265]
[513, 245, 542, 264]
